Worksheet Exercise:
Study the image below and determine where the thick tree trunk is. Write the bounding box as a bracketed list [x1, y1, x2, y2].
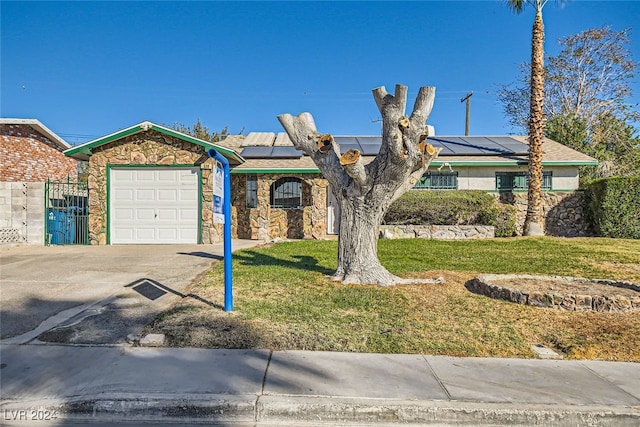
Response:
[524, 8, 546, 236]
[278, 85, 444, 286]
[331, 196, 395, 285]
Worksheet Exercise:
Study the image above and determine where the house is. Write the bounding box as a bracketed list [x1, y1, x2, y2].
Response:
[64, 120, 597, 245]
[228, 132, 598, 239]
[0, 118, 78, 245]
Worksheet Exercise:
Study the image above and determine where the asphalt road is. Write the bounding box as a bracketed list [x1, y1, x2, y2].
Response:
[0, 241, 259, 344]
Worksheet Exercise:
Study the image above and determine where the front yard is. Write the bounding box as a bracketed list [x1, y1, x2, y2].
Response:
[148, 237, 640, 361]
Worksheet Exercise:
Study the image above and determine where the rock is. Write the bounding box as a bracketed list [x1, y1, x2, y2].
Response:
[139, 333, 166, 347]
[532, 344, 563, 359]
[126, 334, 141, 345]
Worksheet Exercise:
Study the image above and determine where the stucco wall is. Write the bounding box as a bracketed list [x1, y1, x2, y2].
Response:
[0, 124, 77, 182]
[86, 129, 221, 245]
[451, 165, 579, 191]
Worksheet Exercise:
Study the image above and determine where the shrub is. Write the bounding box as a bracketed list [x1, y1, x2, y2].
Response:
[493, 203, 517, 237]
[384, 190, 516, 237]
[585, 176, 640, 239]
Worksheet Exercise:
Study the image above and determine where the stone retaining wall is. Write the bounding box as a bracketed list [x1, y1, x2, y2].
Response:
[467, 274, 640, 312]
[495, 192, 590, 237]
[379, 225, 494, 240]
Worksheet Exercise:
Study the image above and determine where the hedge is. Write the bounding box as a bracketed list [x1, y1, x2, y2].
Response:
[384, 190, 517, 237]
[585, 176, 640, 239]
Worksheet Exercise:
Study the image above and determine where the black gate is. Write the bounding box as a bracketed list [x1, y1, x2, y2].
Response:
[45, 178, 89, 245]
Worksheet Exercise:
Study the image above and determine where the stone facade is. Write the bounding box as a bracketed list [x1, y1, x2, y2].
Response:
[230, 177, 590, 241]
[232, 173, 328, 241]
[495, 192, 591, 237]
[1, 124, 77, 182]
[86, 129, 221, 245]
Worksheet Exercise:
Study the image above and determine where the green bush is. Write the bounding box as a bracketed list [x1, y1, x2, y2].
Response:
[585, 176, 640, 239]
[494, 203, 517, 237]
[384, 190, 516, 237]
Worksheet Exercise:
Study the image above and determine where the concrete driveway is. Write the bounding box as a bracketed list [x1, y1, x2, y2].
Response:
[0, 241, 260, 344]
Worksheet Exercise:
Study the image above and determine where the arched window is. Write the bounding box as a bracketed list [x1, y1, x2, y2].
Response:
[270, 177, 302, 209]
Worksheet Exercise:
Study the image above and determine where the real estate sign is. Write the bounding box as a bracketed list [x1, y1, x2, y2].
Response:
[213, 160, 224, 224]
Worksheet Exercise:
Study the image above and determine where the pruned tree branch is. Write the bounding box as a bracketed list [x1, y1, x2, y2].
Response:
[410, 86, 436, 127]
[278, 112, 349, 189]
[389, 145, 442, 204]
[317, 134, 334, 154]
[339, 149, 367, 187]
[277, 113, 318, 153]
[372, 84, 407, 114]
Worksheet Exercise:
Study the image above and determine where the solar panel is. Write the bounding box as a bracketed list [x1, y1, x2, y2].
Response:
[427, 136, 528, 156]
[241, 135, 529, 159]
[359, 144, 381, 155]
[271, 146, 303, 158]
[241, 146, 273, 158]
[485, 137, 529, 155]
[355, 136, 382, 145]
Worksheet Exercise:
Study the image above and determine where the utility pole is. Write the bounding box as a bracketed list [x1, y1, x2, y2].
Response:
[460, 92, 473, 136]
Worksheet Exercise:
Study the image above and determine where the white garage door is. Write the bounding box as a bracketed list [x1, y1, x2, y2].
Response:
[110, 167, 199, 244]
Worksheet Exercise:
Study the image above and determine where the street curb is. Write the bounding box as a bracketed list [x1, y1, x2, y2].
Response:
[259, 396, 640, 426]
[3, 395, 640, 426]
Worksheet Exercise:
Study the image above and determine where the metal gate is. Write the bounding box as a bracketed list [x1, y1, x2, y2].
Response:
[45, 178, 89, 245]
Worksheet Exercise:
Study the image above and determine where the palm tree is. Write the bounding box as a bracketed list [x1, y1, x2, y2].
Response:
[506, 0, 554, 236]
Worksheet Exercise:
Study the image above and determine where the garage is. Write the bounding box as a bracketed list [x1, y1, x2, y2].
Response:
[63, 121, 243, 245]
[110, 167, 200, 244]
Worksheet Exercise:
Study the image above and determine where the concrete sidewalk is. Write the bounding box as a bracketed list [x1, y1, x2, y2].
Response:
[1, 344, 638, 426]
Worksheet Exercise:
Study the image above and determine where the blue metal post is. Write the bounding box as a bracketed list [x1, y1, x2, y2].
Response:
[208, 149, 233, 312]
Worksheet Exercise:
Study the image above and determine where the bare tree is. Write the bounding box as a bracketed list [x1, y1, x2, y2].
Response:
[278, 84, 443, 286]
[498, 27, 639, 135]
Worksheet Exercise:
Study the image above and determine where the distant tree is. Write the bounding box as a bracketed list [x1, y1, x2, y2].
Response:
[546, 112, 640, 181]
[77, 161, 89, 182]
[498, 26, 640, 179]
[171, 118, 231, 142]
[505, 0, 561, 236]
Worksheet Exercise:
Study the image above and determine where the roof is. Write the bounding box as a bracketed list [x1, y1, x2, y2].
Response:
[64, 121, 245, 164]
[231, 132, 598, 174]
[0, 118, 70, 151]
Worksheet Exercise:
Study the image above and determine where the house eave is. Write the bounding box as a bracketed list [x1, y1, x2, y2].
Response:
[430, 159, 599, 167]
[0, 118, 70, 151]
[64, 121, 245, 164]
[231, 168, 321, 174]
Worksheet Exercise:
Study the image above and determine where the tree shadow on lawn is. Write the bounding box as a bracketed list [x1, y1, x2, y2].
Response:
[234, 250, 334, 276]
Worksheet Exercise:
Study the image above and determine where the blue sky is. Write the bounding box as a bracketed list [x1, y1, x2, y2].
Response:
[2, 1, 639, 145]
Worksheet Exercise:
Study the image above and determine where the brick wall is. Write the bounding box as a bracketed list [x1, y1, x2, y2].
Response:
[0, 124, 77, 182]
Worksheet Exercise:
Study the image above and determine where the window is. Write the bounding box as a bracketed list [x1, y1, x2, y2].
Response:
[270, 177, 302, 209]
[496, 171, 552, 191]
[414, 171, 458, 190]
[246, 175, 257, 208]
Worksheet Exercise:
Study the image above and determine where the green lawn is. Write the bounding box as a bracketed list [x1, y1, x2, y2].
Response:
[148, 237, 640, 361]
